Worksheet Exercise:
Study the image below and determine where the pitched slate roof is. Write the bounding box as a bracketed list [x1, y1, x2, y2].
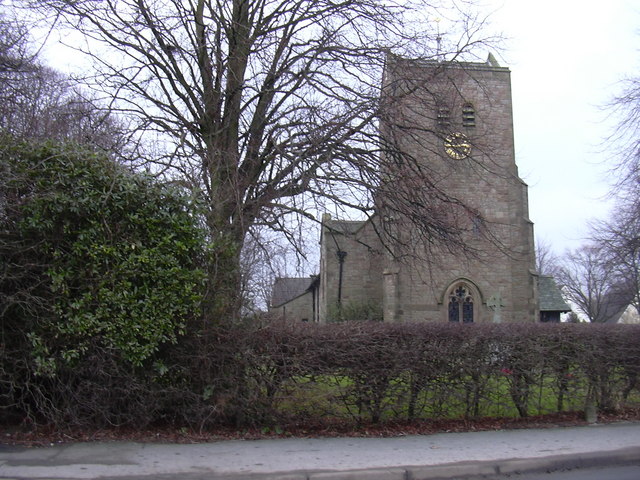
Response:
[270, 277, 316, 308]
[601, 284, 637, 323]
[538, 276, 571, 312]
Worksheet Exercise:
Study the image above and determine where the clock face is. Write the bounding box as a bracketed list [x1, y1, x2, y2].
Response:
[444, 132, 471, 160]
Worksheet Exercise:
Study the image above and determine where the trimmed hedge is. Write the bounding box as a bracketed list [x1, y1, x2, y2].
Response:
[200, 322, 640, 427]
[3, 321, 640, 429]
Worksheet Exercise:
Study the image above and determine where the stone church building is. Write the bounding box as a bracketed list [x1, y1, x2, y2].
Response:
[270, 55, 569, 323]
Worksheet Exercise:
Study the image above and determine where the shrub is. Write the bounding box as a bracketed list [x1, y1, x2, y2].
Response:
[326, 301, 383, 323]
[0, 137, 205, 424]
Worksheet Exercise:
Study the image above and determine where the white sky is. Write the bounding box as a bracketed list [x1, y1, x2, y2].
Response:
[35, 0, 639, 259]
[484, 0, 639, 254]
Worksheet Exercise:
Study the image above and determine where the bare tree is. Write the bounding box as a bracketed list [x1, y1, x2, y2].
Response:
[555, 245, 617, 323]
[0, 11, 35, 74]
[0, 66, 129, 151]
[22, 0, 498, 322]
[0, 13, 128, 153]
[591, 194, 640, 316]
[240, 226, 316, 315]
[535, 237, 560, 277]
[606, 76, 640, 189]
[569, 45, 640, 323]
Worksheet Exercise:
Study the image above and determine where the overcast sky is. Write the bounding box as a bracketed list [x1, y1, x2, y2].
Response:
[485, 0, 639, 254]
[35, 0, 638, 259]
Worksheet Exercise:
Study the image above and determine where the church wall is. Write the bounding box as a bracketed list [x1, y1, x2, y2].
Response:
[318, 216, 384, 322]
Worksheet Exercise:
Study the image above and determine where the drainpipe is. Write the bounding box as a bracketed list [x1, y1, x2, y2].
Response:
[311, 275, 318, 322]
[336, 250, 347, 305]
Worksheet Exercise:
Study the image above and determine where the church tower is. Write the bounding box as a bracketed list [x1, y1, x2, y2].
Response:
[272, 54, 542, 324]
[372, 54, 538, 323]
[316, 55, 539, 323]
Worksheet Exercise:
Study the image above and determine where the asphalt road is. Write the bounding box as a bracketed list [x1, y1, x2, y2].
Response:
[489, 464, 640, 480]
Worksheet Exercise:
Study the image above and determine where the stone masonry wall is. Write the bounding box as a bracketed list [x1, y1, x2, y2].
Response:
[319, 216, 384, 322]
[379, 58, 538, 323]
[272, 291, 316, 323]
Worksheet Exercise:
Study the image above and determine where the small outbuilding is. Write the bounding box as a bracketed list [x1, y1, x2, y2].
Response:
[538, 276, 571, 322]
[270, 276, 319, 323]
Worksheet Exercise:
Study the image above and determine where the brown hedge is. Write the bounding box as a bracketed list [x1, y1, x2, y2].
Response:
[3, 322, 639, 430]
[169, 322, 640, 428]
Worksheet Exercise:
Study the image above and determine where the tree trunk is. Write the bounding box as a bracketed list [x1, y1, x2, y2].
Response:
[202, 228, 244, 326]
[509, 374, 530, 418]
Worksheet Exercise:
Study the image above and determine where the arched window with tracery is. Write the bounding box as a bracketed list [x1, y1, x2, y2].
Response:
[448, 283, 474, 323]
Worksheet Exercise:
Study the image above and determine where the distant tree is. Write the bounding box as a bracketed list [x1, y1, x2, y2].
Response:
[0, 11, 34, 73]
[607, 76, 640, 188]
[562, 52, 640, 325]
[0, 14, 128, 154]
[239, 228, 303, 316]
[591, 195, 640, 316]
[555, 245, 616, 323]
[535, 237, 560, 277]
[564, 311, 581, 323]
[23, 0, 499, 323]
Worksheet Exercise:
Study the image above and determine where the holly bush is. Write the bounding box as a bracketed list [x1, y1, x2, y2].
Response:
[1, 137, 205, 372]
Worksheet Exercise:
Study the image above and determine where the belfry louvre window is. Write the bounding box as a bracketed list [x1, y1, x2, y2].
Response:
[462, 103, 476, 127]
[448, 283, 474, 323]
[436, 103, 451, 130]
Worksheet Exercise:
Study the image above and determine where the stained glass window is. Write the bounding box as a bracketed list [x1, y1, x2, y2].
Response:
[448, 297, 459, 322]
[448, 283, 474, 323]
[463, 298, 473, 323]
